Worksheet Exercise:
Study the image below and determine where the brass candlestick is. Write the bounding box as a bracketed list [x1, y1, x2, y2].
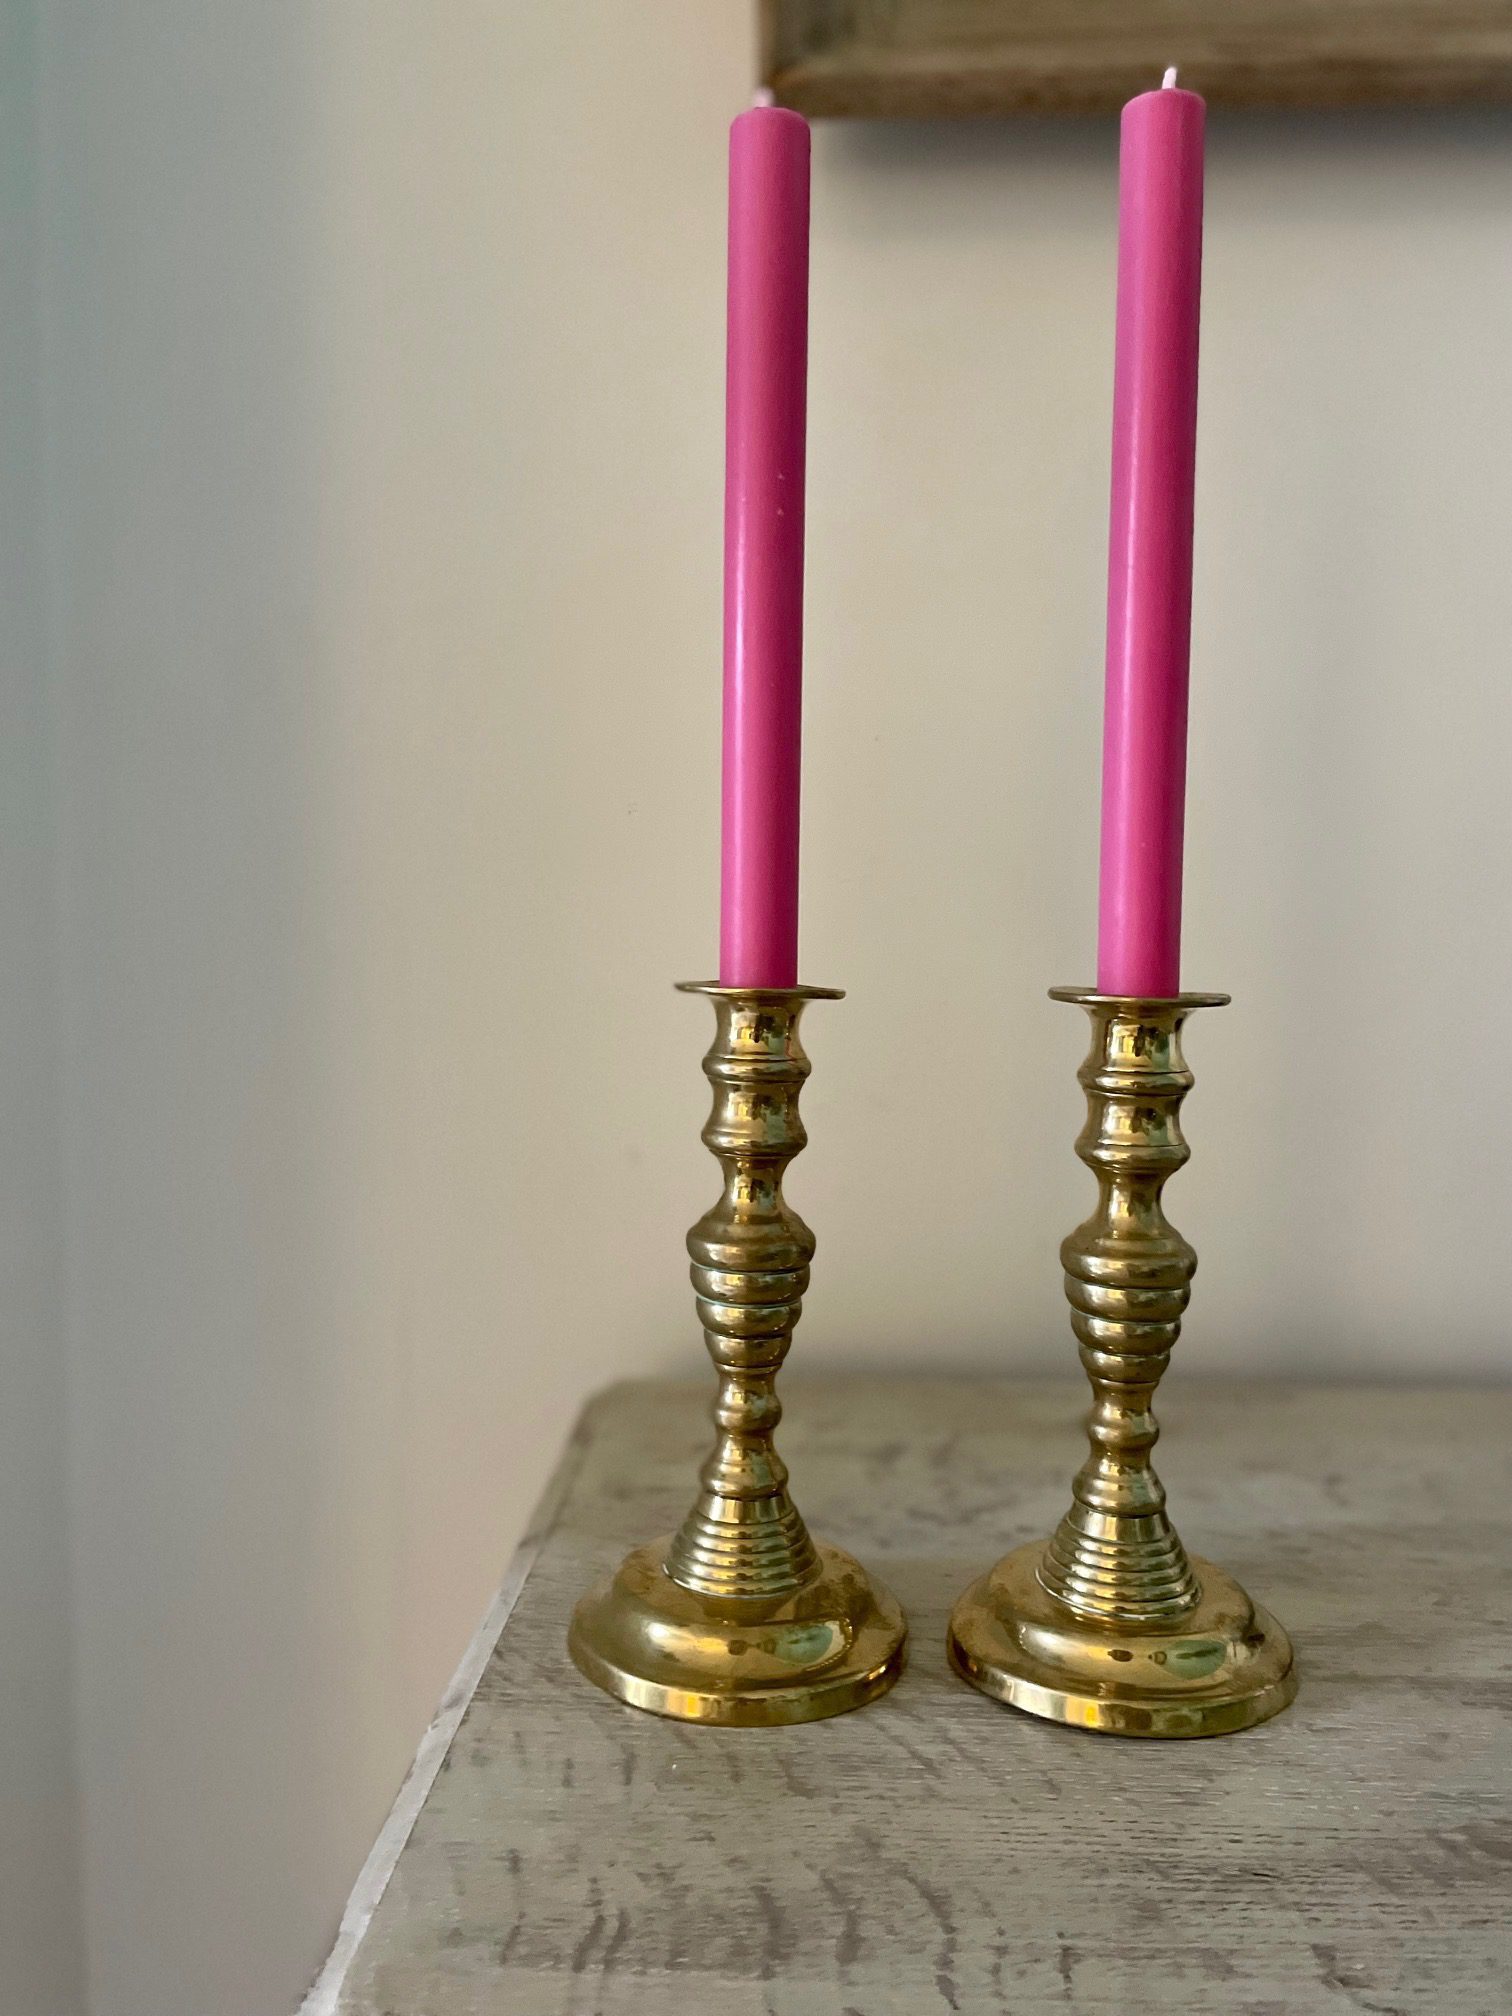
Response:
[948, 989, 1297, 1737]
[569, 983, 906, 1725]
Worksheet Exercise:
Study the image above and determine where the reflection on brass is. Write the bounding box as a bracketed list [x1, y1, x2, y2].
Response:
[570, 984, 905, 1724]
[948, 990, 1296, 1737]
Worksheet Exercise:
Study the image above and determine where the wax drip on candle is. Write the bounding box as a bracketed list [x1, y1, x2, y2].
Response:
[1162, 66, 1179, 88]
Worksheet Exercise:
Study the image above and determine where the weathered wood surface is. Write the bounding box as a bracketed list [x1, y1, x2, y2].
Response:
[762, 0, 1512, 117]
[320, 1379, 1512, 2014]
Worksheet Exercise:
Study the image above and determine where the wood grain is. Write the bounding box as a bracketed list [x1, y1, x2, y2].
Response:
[318, 1379, 1512, 2015]
[761, 0, 1512, 116]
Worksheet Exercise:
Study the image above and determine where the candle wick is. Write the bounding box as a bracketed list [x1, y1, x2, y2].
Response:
[1161, 66, 1179, 88]
[753, 86, 776, 107]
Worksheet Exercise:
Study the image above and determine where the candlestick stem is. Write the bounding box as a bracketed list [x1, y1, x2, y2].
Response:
[1039, 993, 1203, 1621]
[664, 988, 822, 1599]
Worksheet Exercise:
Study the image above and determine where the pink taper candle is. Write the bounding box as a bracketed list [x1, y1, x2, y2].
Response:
[1097, 71, 1206, 998]
[719, 105, 810, 988]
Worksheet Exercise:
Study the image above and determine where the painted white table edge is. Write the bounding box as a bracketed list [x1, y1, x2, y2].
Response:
[299, 1407, 596, 2016]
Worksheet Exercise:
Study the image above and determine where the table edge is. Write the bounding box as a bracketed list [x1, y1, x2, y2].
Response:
[297, 1396, 601, 2015]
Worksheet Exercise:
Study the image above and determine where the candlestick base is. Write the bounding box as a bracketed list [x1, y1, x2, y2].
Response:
[568, 983, 906, 1725]
[571, 1536, 905, 1726]
[947, 989, 1296, 1737]
[948, 1543, 1294, 1738]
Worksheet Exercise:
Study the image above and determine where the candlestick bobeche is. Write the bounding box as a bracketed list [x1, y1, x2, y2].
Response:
[569, 982, 906, 1725]
[947, 989, 1296, 1737]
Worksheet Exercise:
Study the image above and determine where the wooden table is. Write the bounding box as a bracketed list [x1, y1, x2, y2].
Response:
[305, 1379, 1511, 2015]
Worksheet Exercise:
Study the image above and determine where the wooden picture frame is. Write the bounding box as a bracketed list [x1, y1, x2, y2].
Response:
[760, 0, 1512, 117]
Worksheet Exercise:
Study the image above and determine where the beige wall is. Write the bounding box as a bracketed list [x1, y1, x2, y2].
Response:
[24, 2, 1512, 2012]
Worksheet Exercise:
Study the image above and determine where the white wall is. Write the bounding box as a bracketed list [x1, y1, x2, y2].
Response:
[23, 3, 1512, 2012]
[0, 1, 84, 2008]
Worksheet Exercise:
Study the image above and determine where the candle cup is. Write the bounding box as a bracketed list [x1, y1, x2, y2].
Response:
[569, 983, 906, 1725]
[947, 989, 1296, 1737]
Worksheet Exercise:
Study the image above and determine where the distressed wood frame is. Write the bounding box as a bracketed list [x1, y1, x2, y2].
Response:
[760, 0, 1512, 117]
